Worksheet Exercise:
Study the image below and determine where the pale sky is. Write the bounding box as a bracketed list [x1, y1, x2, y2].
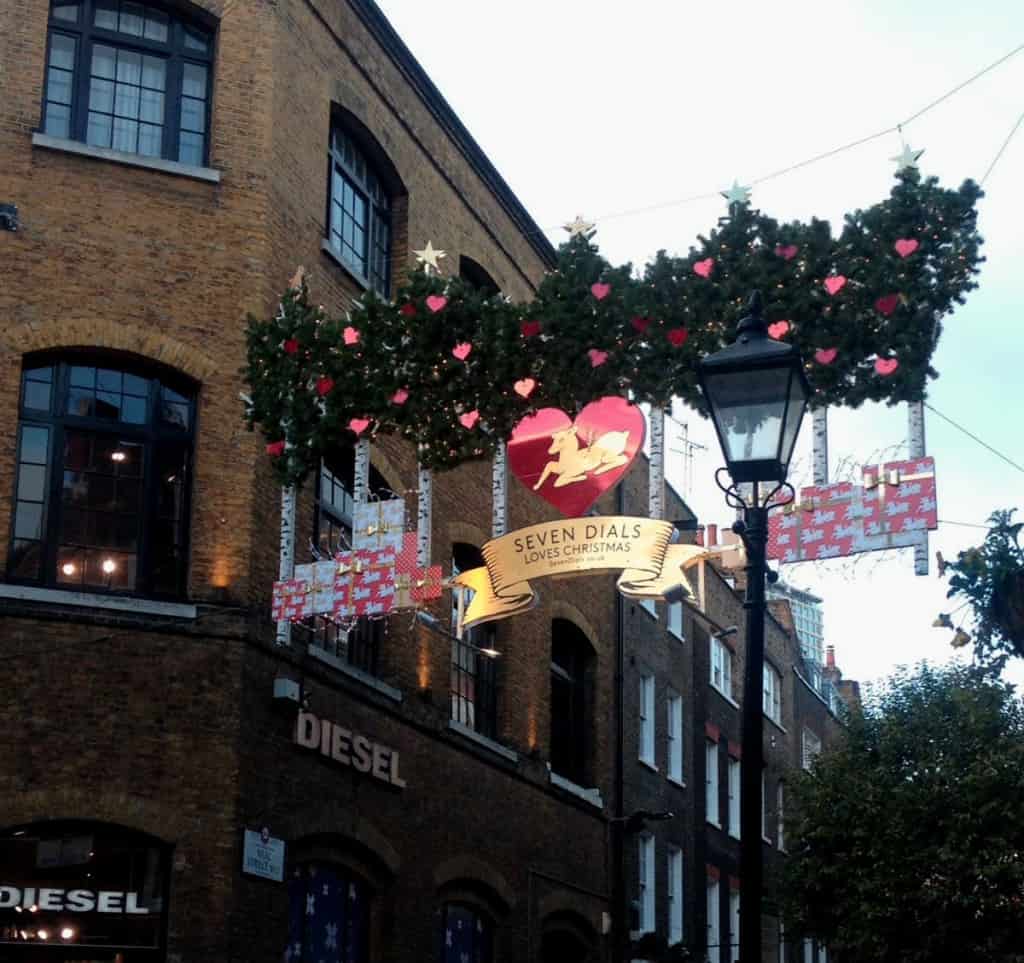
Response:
[376, 0, 1024, 689]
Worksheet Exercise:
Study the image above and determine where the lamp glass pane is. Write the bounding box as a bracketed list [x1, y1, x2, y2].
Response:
[703, 366, 791, 465]
[778, 370, 809, 471]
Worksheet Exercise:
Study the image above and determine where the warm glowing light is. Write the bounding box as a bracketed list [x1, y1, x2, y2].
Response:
[101, 559, 117, 574]
[61, 563, 76, 576]
[28, 905, 37, 913]
[60, 927, 74, 940]
[479, 647, 501, 659]
[37, 929, 49, 940]
[110, 451, 127, 462]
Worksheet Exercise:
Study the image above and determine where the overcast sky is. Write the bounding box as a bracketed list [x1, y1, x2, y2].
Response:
[376, 0, 1024, 689]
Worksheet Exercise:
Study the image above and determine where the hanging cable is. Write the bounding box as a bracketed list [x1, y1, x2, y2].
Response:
[981, 106, 1024, 185]
[923, 403, 1024, 475]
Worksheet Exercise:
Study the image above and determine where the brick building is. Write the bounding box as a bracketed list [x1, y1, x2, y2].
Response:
[0, 1, 853, 961]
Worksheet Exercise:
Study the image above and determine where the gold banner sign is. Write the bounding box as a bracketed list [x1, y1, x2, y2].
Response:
[453, 516, 709, 630]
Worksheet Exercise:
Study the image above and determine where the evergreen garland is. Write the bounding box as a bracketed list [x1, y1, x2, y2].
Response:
[244, 172, 984, 486]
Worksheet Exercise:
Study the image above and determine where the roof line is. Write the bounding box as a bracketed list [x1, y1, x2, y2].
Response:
[348, 0, 558, 269]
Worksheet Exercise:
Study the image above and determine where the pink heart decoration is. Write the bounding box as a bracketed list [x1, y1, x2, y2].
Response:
[693, 258, 714, 278]
[265, 440, 286, 457]
[875, 294, 900, 317]
[283, 339, 299, 355]
[590, 282, 611, 301]
[349, 417, 371, 436]
[459, 410, 480, 430]
[316, 377, 334, 397]
[630, 316, 650, 333]
[400, 303, 417, 318]
[666, 328, 688, 348]
[343, 326, 360, 346]
[521, 320, 542, 338]
[894, 238, 919, 259]
[824, 276, 847, 296]
[775, 244, 799, 261]
[768, 320, 790, 340]
[814, 348, 838, 365]
[426, 295, 448, 313]
[587, 348, 609, 368]
[452, 342, 472, 361]
[875, 357, 899, 376]
[514, 377, 536, 399]
[391, 388, 409, 405]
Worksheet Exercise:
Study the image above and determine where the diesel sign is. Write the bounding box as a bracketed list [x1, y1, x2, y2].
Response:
[294, 710, 407, 788]
[0, 886, 149, 914]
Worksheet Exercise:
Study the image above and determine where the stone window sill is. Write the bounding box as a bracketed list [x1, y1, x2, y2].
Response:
[667, 774, 686, 789]
[549, 770, 603, 809]
[32, 133, 221, 183]
[447, 720, 518, 763]
[639, 757, 659, 773]
[710, 682, 740, 710]
[307, 645, 403, 703]
[766, 713, 788, 735]
[0, 583, 197, 619]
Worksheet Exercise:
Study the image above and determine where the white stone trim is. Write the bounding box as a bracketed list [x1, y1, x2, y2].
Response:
[0, 584, 197, 618]
[32, 133, 221, 183]
[447, 719, 518, 763]
[549, 770, 604, 808]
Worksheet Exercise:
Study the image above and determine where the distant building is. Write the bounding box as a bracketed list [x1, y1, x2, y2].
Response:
[767, 582, 824, 667]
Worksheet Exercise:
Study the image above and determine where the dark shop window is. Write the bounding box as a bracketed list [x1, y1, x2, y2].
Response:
[449, 543, 498, 739]
[42, 0, 215, 166]
[284, 863, 370, 963]
[438, 903, 493, 963]
[8, 356, 195, 598]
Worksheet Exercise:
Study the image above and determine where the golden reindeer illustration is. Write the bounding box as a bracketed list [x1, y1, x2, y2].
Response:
[533, 426, 631, 489]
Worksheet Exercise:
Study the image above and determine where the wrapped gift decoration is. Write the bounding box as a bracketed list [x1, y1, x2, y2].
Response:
[271, 578, 309, 622]
[352, 498, 406, 553]
[332, 547, 397, 619]
[394, 532, 444, 608]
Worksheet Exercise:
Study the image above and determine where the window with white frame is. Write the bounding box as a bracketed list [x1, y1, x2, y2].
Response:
[727, 757, 740, 838]
[668, 846, 683, 945]
[777, 782, 785, 849]
[705, 740, 720, 826]
[667, 691, 683, 782]
[639, 673, 655, 765]
[710, 636, 733, 699]
[764, 662, 782, 722]
[640, 597, 657, 619]
[706, 876, 721, 963]
[668, 600, 684, 639]
[729, 890, 740, 963]
[803, 937, 814, 963]
[638, 833, 655, 934]
[802, 728, 822, 771]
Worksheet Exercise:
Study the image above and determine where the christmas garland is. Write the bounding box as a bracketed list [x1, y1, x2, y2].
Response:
[244, 171, 983, 486]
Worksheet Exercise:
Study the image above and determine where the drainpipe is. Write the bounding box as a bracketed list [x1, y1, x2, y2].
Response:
[611, 482, 626, 963]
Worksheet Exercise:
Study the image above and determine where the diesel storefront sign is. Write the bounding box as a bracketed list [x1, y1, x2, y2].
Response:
[0, 886, 150, 913]
[294, 710, 407, 788]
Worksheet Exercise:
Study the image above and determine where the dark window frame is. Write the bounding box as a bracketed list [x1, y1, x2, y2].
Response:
[41, 0, 215, 166]
[450, 543, 498, 739]
[438, 901, 494, 963]
[287, 861, 371, 963]
[8, 355, 196, 599]
[550, 619, 593, 786]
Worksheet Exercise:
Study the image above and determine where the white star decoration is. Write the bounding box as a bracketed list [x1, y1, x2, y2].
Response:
[306, 894, 315, 916]
[721, 180, 752, 206]
[562, 214, 595, 238]
[413, 241, 446, 272]
[890, 143, 924, 172]
[324, 922, 338, 950]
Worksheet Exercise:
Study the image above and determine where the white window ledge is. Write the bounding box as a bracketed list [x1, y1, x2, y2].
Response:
[710, 682, 740, 710]
[667, 774, 686, 789]
[307, 645, 402, 703]
[765, 713, 788, 735]
[549, 770, 603, 809]
[668, 629, 686, 643]
[706, 818, 722, 829]
[32, 133, 221, 183]
[447, 720, 518, 763]
[638, 757, 659, 773]
[728, 829, 741, 840]
[0, 583, 197, 619]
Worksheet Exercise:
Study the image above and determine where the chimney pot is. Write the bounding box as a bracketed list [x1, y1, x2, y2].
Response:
[826, 645, 836, 669]
[707, 523, 718, 546]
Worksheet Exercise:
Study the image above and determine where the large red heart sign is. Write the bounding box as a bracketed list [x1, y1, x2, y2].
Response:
[508, 396, 646, 517]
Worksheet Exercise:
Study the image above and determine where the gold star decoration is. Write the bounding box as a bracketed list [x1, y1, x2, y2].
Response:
[890, 143, 924, 172]
[720, 180, 752, 207]
[414, 241, 447, 273]
[562, 215, 595, 238]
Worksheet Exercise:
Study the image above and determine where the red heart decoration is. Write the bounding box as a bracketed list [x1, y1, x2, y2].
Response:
[874, 357, 899, 376]
[283, 339, 299, 355]
[894, 238, 919, 259]
[666, 328, 688, 348]
[875, 294, 900, 316]
[316, 377, 334, 397]
[590, 282, 611, 301]
[587, 348, 609, 368]
[768, 320, 790, 339]
[400, 303, 417, 318]
[814, 348, 838, 365]
[391, 388, 409, 405]
[824, 276, 847, 296]
[349, 417, 371, 436]
[459, 409, 480, 430]
[266, 440, 286, 457]
[630, 316, 650, 333]
[521, 320, 542, 338]
[693, 258, 714, 278]
[775, 244, 799, 261]
[514, 377, 536, 398]
[343, 326, 360, 346]
[452, 342, 472, 361]
[426, 295, 448, 313]
[508, 396, 647, 517]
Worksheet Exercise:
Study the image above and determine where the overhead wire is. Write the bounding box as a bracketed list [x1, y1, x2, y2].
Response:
[980, 106, 1024, 185]
[923, 403, 1024, 475]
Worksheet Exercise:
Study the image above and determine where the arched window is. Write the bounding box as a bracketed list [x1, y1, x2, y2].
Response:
[9, 355, 195, 597]
[42, 0, 215, 165]
[438, 902, 493, 963]
[450, 543, 497, 738]
[0, 820, 170, 958]
[550, 618, 594, 785]
[326, 117, 395, 296]
[284, 863, 371, 963]
[458, 256, 500, 298]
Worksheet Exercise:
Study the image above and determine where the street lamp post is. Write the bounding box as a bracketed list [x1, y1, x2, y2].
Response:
[697, 291, 809, 963]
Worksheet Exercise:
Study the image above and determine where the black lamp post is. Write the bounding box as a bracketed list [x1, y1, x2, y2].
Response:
[697, 291, 809, 963]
